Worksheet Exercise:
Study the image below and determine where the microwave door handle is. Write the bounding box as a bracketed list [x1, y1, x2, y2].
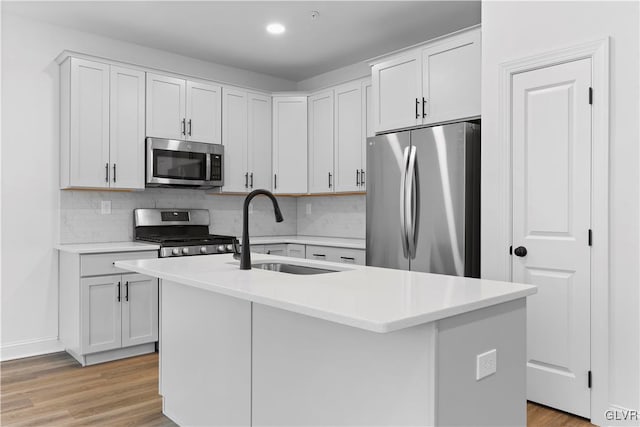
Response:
[206, 154, 212, 183]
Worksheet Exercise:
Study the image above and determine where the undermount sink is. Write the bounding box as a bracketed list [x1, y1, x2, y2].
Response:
[252, 262, 340, 275]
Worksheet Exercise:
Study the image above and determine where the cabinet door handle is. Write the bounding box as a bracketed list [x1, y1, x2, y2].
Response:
[245, 172, 249, 188]
[274, 174, 277, 189]
[188, 119, 192, 136]
[117, 282, 121, 302]
[422, 97, 427, 118]
[328, 172, 332, 188]
[125, 281, 129, 302]
[105, 163, 109, 182]
[113, 163, 117, 183]
[356, 169, 360, 186]
[181, 118, 186, 135]
[250, 173, 254, 188]
[360, 169, 365, 186]
[415, 98, 419, 119]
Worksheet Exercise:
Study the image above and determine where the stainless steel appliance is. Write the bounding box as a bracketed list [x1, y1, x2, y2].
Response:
[146, 137, 223, 189]
[366, 122, 480, 277]
[134, 208, 237, 257]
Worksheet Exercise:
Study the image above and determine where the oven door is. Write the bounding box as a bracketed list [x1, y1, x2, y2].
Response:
[146, 138, 223, 188]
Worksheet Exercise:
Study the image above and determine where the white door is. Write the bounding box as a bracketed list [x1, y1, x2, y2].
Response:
[360, 79, 373, 191]
[512, 58, 592, 418]
[334, 81, 362, 192]
[421, 29, 481, 125]
[186, 81, 222, 144]
[371, 52, 421, 133]
[272, 97, 307, 194]
[146, 73, 186, 140]
[122, 274, 159, 347]
[109, 66, 145, 190]
[222, 87, 249, 192]
[308, 90, 334, 193]
[81, 275, 122, 354]
[69, 58, 110, 188]
[247, 92, 272, 191]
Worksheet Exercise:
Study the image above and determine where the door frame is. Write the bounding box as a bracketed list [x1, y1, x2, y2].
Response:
[496, 38, 609, 425]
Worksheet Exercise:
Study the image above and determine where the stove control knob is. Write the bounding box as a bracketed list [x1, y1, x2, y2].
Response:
[182, 247, 189, 255]
[217, 245, 226, 252]
[200, 246, 208, 254]
[226, 244, 234, 252]
[172, 248, 180, 256]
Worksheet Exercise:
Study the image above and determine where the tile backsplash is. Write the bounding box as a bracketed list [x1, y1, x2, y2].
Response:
[59, 190, 365, 243]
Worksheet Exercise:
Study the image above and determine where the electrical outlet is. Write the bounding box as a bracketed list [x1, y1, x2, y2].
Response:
[306, 203, 312, 215]
[476, 349, 497, 380]
[101, 200, 111, 215]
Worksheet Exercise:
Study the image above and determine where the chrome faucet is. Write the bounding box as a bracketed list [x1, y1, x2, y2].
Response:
[233, 189, 284, 269]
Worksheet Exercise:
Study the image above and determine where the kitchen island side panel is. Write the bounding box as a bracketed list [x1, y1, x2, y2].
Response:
[437, 298, 527, 426]
[251, 303, 437, 426]
[160, 280, 251, 426]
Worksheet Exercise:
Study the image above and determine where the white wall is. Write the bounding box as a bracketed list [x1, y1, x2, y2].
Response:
[481, 0, 639, 413]
[0, 13, 296, 359]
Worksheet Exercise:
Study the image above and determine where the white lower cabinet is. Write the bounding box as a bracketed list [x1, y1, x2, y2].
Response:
[306, 245, 365, 265]
[286, 244, 306, 259]
[60, 250, 158, 366]
[264, 244, 287, 256]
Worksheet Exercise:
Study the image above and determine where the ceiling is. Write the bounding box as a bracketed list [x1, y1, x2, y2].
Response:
[2, 1, 481, 82]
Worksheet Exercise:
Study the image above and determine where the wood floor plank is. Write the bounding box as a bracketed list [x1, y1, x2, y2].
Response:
[2, 351, 593, 426]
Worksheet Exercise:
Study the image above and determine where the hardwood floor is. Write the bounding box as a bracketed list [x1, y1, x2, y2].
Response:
[1, 351, 594, 426]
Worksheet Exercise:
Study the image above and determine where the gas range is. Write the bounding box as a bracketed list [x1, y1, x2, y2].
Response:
[134, 209, 238, 258]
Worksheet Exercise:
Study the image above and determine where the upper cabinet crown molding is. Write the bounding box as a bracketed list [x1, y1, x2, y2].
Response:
[371, 27, 481, 133]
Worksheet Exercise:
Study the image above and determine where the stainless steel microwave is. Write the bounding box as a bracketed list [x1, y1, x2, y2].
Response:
[146, 137, 223, 189]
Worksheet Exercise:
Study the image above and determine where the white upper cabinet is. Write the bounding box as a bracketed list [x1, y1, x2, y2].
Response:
[146, 73, 221, 143]
[421, 29, 481, 125]
[110, 66, 145, 189]
[334, 81, 363, 193]
[60, 57, 145, 190]
[371, 27, 481, 133]
[247, 92, 272, 191]
[222, 88, 272, 193]
[63, 58, 110, 189]
[371, 52, 422, 133]
[186, 81, 222, 144]
[272, 96, 307, 194]
[222, 87, 249, 192]
[146, 73, 186, 140]
[308, 90, 334, 193]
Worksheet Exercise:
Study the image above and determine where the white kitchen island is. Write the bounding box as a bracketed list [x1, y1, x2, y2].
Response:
[116, 254, 536, 427]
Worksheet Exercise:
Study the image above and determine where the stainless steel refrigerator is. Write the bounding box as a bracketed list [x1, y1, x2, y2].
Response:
[366, 122, 480, 277]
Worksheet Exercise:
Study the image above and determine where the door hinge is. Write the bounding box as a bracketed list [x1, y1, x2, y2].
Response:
[588, 87, 593, 105]
[588, 229, 593, 246]
[588, 370, 592, 388]
[509, 245, 513, 255]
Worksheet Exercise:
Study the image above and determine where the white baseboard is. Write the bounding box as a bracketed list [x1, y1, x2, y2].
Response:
[0, 337, 65, 361]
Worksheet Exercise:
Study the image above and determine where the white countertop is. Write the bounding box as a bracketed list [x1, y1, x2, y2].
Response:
[250, 235, 365, 249]
[116, 254, 536, 333]
[55, 241, 160, 254]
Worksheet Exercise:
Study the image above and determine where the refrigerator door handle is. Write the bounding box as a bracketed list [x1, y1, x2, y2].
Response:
[400, 146, 410, 258]
[406, 146, 417, 258]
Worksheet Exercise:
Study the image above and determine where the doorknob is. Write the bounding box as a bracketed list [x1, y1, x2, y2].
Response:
[514, 246, 528, 257]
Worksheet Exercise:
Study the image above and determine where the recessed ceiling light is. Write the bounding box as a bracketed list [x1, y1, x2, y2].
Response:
[266, 23, 286, 35]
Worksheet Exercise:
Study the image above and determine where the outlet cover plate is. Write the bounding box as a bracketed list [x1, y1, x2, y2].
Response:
[476, 349, 497, 380]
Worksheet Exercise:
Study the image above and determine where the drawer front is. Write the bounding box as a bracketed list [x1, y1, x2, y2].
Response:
[263, 244, 287, 256]
[286, 244, 306, 259]
[305, 245, 365, 266]
[81, 251, 158, 277]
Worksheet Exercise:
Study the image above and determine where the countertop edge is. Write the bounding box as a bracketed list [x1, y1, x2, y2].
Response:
[115, 259, 536, 334]
[250, 235, 366, 250]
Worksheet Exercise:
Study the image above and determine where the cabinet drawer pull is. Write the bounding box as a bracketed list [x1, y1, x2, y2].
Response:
[117, 282, 121, 302]
[313, 253, 326, 257]
[125, 281, 129, 302]
[340, 256, 355, 261]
